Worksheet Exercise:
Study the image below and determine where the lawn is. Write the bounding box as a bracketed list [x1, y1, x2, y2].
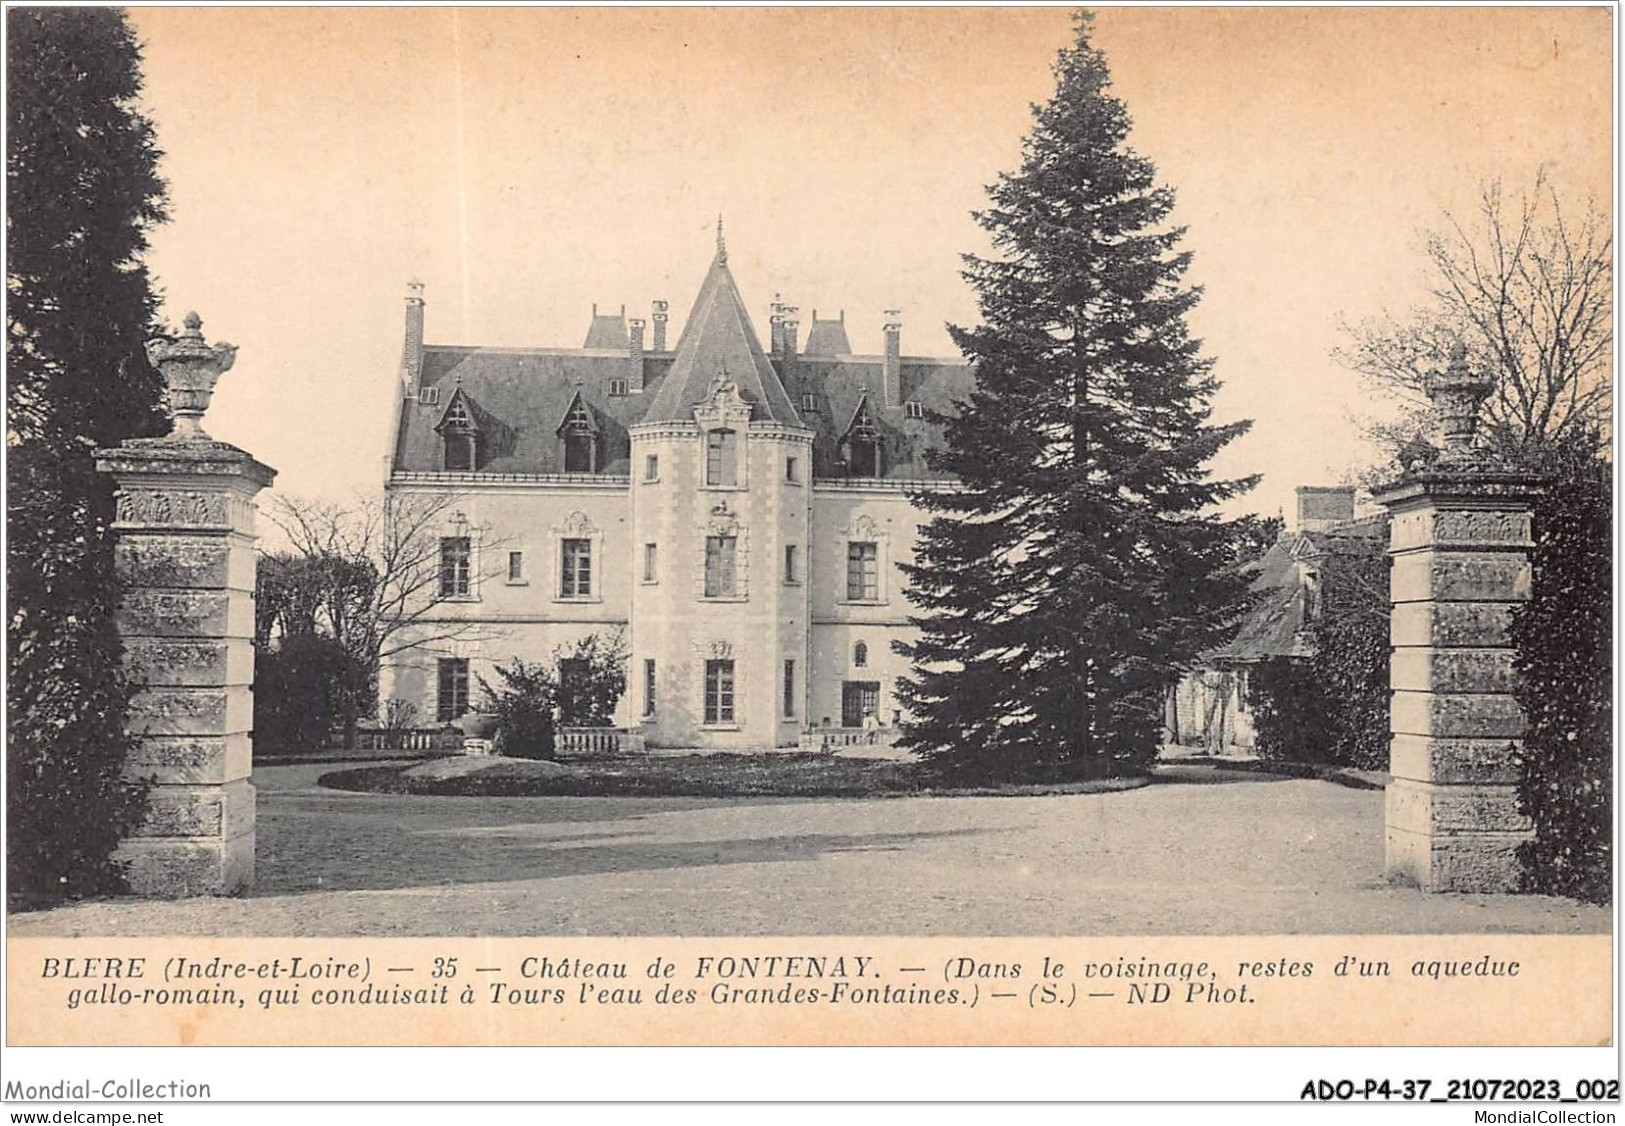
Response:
[318, 752, 1153, 799]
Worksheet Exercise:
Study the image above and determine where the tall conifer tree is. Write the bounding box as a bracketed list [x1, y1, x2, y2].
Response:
[7, 8, 169, 901]
[897, 13, 1259, 780]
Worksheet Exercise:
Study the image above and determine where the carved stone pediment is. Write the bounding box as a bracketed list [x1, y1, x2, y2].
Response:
[694, 368, 754, 428]
[705, 499, 741, 537]
[557, 510, 597, 537]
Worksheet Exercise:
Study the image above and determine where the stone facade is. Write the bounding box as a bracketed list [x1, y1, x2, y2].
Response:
[96, 315, 275, 895]
[382, 231, 966, 747]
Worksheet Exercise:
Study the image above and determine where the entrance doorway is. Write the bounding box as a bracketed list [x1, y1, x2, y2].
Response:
[842, 681, 880, 727]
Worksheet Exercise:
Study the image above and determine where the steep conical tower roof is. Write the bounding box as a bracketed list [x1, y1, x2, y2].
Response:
[641, 223, 802, 426]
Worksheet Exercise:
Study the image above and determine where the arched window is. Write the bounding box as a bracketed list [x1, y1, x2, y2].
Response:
[562, 400, 597, 473]
[705, 428, 738, 487]
[853, 641, 868, 668]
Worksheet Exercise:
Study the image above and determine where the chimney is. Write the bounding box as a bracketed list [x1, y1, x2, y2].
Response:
[628, 317, 645, 389]
[651, 300, 669, 351]
[769, 294, 785, 353]
[1296, 486, 1356, 533]
[402, 279, 425, 390]
[882, 310, 902, 408]
[780, 306, 799, 364]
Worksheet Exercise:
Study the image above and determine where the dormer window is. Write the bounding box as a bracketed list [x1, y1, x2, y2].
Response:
[904, 400, 924, 420]
[801, 392, 818, 413]
[608, 378, 629, 397]
[843, 399, 881, 478]
[435, 392, 479, 471]
[418, 387, 440, 406]
[443, 435, 475, 471]
[558, 396, 598, 473]
[1303, 568, 1323, 623]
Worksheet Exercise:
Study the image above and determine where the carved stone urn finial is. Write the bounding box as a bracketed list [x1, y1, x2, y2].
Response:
[1423, 339, 1494, 461]
[146, 311, 238, 440]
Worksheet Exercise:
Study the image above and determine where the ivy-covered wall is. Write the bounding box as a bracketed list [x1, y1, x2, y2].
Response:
[1509, 440, 1612, 905]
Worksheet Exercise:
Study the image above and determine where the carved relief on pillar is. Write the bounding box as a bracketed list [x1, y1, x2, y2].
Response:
[1389, 507, 1534, 552]
[114, 488, 253, 531]
[1432, 509, 1531, 546]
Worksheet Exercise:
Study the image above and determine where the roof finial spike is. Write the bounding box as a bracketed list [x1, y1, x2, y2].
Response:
[715, 213, 727, 263]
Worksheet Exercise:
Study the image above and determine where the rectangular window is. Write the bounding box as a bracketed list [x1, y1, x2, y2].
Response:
[644, 453, 659, 481]
[704, 535, 737, 597]
[705, 429, 737, 487]
[783, 659, 796, 718]
[439, 536, 471, 597]
[608, 377, 628, 397]
[507, 550, 525, 583]
[643, 658, 656, 717]
[561, 538, 593, 598]
[786, 456, 799, 483]
[904, 400, 924, 420]
[846, 541, 879, 601]
[436, 658, 469, 723]
[784, 544, 798, 584]
[557, 657, 587, 725]
[643, 542, 658, 583]
[842, 680, 881, 729]
[704, 659, 735, 724]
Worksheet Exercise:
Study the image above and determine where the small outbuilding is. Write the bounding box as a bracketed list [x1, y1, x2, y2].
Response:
[1164, 487, 1385, 754]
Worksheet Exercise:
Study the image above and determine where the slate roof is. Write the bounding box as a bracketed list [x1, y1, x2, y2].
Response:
[641, 243, 802, 426]
[787, 355, 972, 478]
[802, 313, 853, 355]
[583, 308, 629, 350]
[393, 348, 665, 476]
[1208, 518, 1387, 663]
[391, 240, 974, 480]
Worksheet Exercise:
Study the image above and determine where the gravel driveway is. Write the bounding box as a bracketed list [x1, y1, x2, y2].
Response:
[8, 761, 1608, 935]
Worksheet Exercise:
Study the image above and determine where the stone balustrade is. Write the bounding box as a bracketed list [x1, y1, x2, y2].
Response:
[798, 726, 902, 752]
[555, 726, 648, 759]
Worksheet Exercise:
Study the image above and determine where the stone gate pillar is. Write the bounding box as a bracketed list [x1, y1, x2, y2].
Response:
[95, 313, 275, 896]
[1373, 345, 1540, 892]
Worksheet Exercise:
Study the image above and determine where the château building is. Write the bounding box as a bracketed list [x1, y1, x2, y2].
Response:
[381, 227, 973, 747]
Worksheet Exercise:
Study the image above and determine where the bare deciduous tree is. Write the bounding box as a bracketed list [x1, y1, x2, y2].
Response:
[264, 489, 506, 726]
[1340, 172, 1611, 456]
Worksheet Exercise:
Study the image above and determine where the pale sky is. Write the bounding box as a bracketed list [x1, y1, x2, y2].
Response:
[126, 6, 1613, 524]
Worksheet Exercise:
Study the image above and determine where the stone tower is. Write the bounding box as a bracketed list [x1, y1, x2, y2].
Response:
[628, 225, 813, 746]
